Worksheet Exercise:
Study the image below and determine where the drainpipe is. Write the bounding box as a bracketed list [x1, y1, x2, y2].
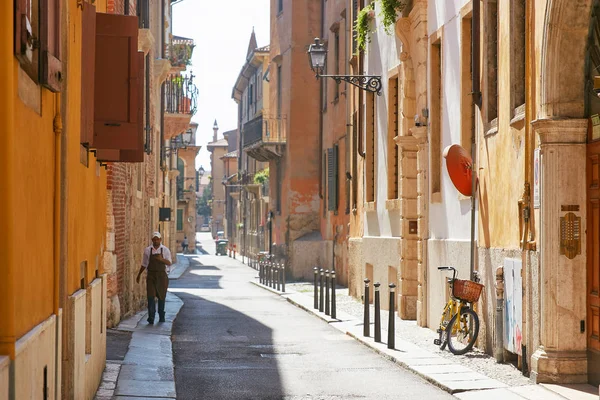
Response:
[318, 0, 325, 200]
[495, 266, 504, 363]
[470, 0, 481, 281]
[518, 0, 536, 376]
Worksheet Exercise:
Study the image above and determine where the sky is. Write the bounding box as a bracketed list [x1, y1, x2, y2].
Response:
[171, 0, 271, 173]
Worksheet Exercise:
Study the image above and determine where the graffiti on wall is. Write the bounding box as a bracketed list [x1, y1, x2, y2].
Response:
[504, 258, 523, 355]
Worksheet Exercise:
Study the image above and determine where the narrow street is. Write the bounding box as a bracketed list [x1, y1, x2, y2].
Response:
[168, 233, 453, 399]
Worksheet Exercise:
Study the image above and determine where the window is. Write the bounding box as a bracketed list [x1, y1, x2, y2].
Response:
[387, 76, 399, 200]
[177, 209, 184, 231]
[15, 0, 62, 91]
[430, 34, 442, 200]
[510, 0, 526, 118]
[352, 111, 358, 210]
[322, 150, 327, 215]
[352, 0, 359, 54]
[276, 159, 282, 213]
[334, 32, 340, 100]
[328, 146, 339, 212]
[277, 65, 282, 117]
[461, 12, 473, 157]
[366, 92, 376, 203]
[278, 0, 283, 13]
[345, 136, 351, 214]
[485, 0, 498, 126]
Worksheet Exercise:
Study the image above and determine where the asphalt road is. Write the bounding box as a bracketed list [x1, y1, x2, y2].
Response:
[170, 233, 453, 400]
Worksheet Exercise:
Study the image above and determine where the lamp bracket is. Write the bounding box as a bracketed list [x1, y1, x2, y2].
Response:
[318, 74, 382, 95]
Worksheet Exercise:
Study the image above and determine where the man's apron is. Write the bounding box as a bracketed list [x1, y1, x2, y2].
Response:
[146, 248, 168, 300]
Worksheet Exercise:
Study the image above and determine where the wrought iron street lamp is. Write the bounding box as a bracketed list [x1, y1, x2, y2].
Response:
[198, 165, 205, 177]
[307, 38, 382, 95]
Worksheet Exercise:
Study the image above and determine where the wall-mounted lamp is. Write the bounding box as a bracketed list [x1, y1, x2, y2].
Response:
[307, 38, 382, 95]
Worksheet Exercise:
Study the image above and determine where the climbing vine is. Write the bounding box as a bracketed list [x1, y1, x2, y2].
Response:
[354, 0, 408, 53]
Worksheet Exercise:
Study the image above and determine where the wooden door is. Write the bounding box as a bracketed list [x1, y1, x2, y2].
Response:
[587, 120, 600, 352]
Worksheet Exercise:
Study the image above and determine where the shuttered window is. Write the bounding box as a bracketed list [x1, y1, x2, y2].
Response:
[177, 209, 183, 231]
[15, 0, 62, 89]
[388, 76, 399, 200]
[328, 146, 338, 212]
[96, 51, 145, 163]
[81, 2, 96, 146]
[93, 13, 141, 150]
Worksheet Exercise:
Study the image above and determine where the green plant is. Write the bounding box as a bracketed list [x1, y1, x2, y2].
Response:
[169, 43, 195, 67]
[378, 0, 406, 34]
[355, 2, 375, 54]
[253, 168, 270, 184]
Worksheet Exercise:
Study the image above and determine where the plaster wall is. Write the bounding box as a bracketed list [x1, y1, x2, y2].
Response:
[363, 236, 403, 311]
[427, 0, 473, 243]
[0, 357, 7, 400]
[13, 315, 58, 399]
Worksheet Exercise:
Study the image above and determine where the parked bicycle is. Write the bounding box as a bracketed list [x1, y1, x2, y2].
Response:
[434, 266, 484, 355]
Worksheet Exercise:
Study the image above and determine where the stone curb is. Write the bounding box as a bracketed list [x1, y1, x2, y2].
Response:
[250, 279, 506, 396]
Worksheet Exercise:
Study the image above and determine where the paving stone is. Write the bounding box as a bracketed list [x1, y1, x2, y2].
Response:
[411, 364, 474, 375]
[443, 378, 507, 392]
[508, 385, 569, 399]
[94, 388, 114, 398]
[427, 372, 492, 382]
[114, 379, 175, 398]
[118, 364, 174, 381]
[98, 380, 116, 390]
[454, 388, 526, 400]
[539, 384, 598, 400]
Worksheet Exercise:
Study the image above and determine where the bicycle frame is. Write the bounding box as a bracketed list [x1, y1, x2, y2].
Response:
[437, 267, 470, 335]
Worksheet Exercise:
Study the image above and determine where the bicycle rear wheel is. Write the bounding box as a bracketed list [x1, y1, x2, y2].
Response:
[446, 307, 479, 355]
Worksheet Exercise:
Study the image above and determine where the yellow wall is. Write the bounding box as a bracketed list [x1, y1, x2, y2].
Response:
[477, 1, 527, 250]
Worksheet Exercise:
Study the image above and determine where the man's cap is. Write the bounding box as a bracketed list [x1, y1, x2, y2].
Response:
[152, 232, 162, 239]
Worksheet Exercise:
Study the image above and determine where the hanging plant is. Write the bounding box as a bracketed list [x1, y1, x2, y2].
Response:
[355, 2, 376, 54]
[378, 0, 407, 34]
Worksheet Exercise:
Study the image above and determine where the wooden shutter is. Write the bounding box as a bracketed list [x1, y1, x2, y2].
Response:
[15, 0, 37, 81]
[96, 52, 145, 162]
[81, 2, 96, 146]
[328, 147, 338, 211]
[40, 0, 62, 91]
[177, 209, 184, 231]
[93, 13, 140, 150]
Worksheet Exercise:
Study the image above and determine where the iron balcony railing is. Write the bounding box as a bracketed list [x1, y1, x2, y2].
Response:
[242, 114, 287, 148]
[165, 73, 198, 115]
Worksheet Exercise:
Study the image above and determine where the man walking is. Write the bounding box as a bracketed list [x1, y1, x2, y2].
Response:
[182, 236, 189, 254]
[136, 232, 172, 324]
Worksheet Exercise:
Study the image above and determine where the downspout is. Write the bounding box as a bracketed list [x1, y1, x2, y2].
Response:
[519, 0, 536, 376]
[318, 0, 325, 200]
[470, 0, 481, 281]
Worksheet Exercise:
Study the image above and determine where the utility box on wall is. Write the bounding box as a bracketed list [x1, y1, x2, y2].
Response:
[159, 207, 172, 221]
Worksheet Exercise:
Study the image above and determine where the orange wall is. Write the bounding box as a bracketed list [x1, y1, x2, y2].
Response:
[1, 0, 108, 348]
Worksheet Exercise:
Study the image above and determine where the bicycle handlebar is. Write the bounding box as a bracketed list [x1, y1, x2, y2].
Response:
[437, 266, 456, 271]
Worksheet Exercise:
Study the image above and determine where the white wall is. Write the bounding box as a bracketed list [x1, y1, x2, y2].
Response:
[428, 0, 474, 242]
[364, 6, 403, 238]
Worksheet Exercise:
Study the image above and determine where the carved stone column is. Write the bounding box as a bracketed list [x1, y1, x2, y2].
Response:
[397, 135, 419, 319]
[529, 119, 588, 383]
[412, 126, 429, 327]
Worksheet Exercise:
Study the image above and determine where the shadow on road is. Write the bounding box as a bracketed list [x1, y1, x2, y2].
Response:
[170, 258, 283, 400]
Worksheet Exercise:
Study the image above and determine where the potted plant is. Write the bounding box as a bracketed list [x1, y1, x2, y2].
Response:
[355, 2, 376, 54]
[378, 0, 407, 34]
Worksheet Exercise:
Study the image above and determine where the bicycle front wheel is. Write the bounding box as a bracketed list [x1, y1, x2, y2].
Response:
[446, 307, 479, 355]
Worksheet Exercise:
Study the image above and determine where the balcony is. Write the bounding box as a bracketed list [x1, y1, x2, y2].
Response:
[164, 73, 198, 140]
[242, 114, 286, 162]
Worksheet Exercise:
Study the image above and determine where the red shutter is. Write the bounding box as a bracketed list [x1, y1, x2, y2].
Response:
[80, 2, 96, 146]
[93, 13, 140, 150]
[96, 52, 145, 163]
[40, 0, 62, 91]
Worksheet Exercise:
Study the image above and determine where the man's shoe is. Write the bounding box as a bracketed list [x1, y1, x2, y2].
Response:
[147, 318, 154, 325]
[158, 313, 166, 323]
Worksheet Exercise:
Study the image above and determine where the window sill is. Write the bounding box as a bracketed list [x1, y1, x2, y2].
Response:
[386, 199, 401, 210]
[365, 201, 376, 212]
[510, 104, 526, 126]
[485, 118, 498, 137]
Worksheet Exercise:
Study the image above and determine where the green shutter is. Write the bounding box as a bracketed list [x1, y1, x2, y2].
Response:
[177, 209, 183, 231]
[328, 146, 338, 211]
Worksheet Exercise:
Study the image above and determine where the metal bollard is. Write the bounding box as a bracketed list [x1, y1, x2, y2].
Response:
[364, 279, 370, 337]
[272, 263, 277, 289]
[325, 270, 330, 316]
[259, 261, 263, 284]
[281, 263, 286, 293]
[267, 262, 271, 287]
[374, 282, 381, 342]
[331, 270, 336, 319]
[319, 269, 325, 312]
[313, 267, 319, 309]
[388, 283, 396, 349]
[276, 264, 281, 291]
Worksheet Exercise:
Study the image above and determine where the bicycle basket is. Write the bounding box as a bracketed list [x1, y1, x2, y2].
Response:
[453, 279, 484, 303]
